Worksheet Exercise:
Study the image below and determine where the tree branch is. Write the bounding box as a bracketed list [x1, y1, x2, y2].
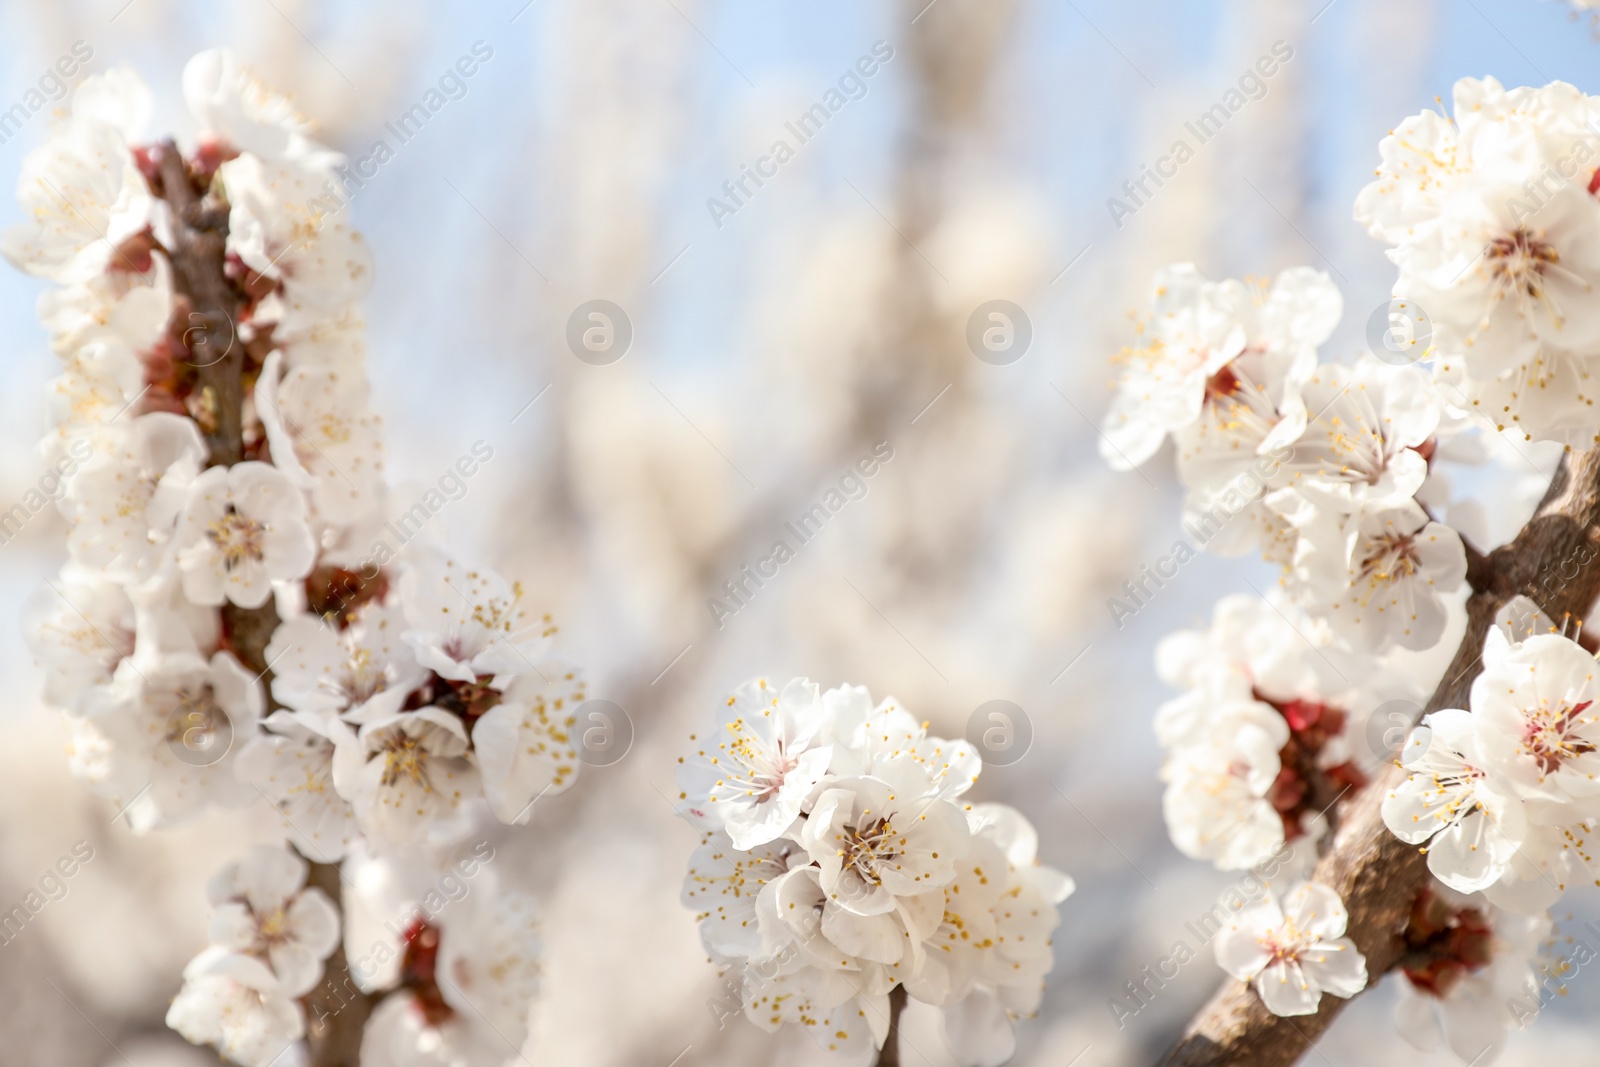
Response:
[303, 861, 377, 1067]
[875, 984, 907, 1067]
[1158, 445, 1600, 1067]
[154, 141, 377, 1065]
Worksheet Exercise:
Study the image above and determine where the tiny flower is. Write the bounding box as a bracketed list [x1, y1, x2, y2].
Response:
[683, 832, 804, 958]
[22, 570, 135, 715]
[799, 767, 970, 916]
[207, 844, 340, 997]
[1214, 881, 1368, 1016]
[1101, 265, 1337, 472]
[219, 153, 373, 327]
[1272, 356, 1441, 514]
[1395, 888, 1549, 1064]
[183, 48, 340, 169]
[174, 460, 316, 608]
[1, 114, 151, 284]
[470, 664, 584, 825]
[360, 891, 542, 1067]
[82, 649, 262, 830]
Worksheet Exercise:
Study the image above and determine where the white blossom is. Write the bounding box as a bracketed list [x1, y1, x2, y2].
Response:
[679, 680, 1070, 1064]
[677, 677, 833, 850]
[1395, 896, 1549, 1065]
[174, 460, 317, 608]
[264, 603, 425, 719]
[183, 48, 340, 169]
[167, 948, 304, 1067]
[1383, 709, 1530, 894]
[207, 844, 340, 997]
[471, 664, 584, 825]
[1214, 881, 1368, 1016]
[80, 649, 262, 829]
[236, 710, 359, 864]
[219, 152, 373, 327]
[1356, 77, 1600, 442]
[1277, 496, 1466, 652]
[257, 349, 384, 527]
[62, 413, 206, 585]
[397, 551, 556, 687]
[332, 709, 480, 845]
[1, 113, 151, 284]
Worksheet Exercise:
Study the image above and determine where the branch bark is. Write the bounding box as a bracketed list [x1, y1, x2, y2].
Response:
[874, 984, 907, 1067]
[154, 141, 377, 1066]
[1158, 445, 1600, 1067]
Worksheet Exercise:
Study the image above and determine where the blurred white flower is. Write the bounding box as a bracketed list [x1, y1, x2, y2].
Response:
[332, 708, 479, 844]
[235, 710, 359, 864]
[1395, 890, 1548, 1064]
[207, 844, 340, 997]
[81, 649, 262, 829]
[62, 413, 206, 585]
[166, 947, 304, 1067]
[398, 551, 554, 687]
[265, 603, 424, 719]
[1, 115, 151, 283]
[174, 461, 317, 608]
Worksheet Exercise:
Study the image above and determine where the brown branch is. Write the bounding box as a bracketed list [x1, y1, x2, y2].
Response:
[1158, 445, 1600, 1067]
[874, 984, 907, 1067]
[303, 861, 377, 1067]
[154, 141, 377, 1064]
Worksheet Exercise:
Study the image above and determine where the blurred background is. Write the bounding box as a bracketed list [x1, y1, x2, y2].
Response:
[0, 0, 1598, 1064]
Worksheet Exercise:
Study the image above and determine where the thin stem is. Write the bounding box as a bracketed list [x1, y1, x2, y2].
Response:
[875, 985, 907, 1067]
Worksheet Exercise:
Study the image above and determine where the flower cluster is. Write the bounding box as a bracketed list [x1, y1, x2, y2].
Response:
[678, 678, 1073, 1065]
[1100, 263, 1468, 654]
[1393, 884, 1548, 1064]
[167, 845, 340, 1065]
[1383, 597, 1600, 915]
[9, 53, 580, 1066]
[342, 842, 544, 1067]
[1156, 595, 1385, 872]
[1356, 76, 1600, 444]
